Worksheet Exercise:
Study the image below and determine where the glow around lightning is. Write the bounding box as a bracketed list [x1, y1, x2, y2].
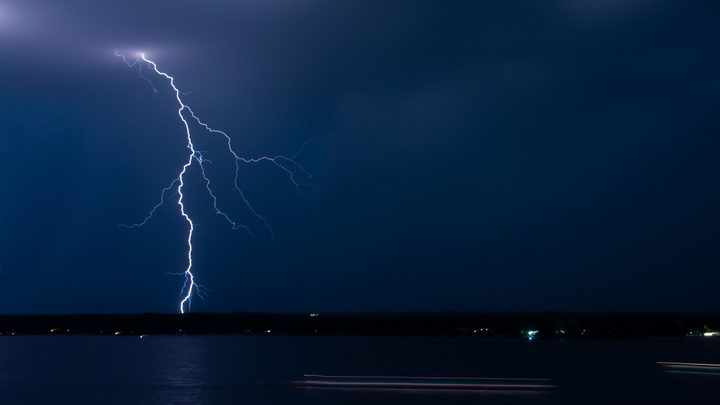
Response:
[116, 52, 317, 313]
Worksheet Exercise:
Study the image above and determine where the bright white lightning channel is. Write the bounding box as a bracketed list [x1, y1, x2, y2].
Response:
[116, 52, 317, 313]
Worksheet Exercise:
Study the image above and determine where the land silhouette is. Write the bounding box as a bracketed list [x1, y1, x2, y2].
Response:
[1, 312, 718, 339]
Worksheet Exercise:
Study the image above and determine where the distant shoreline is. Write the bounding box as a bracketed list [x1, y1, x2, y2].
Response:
[1, 312, 718, 339]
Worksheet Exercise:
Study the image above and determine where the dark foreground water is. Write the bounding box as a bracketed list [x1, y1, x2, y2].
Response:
[0, 335, 717, 404]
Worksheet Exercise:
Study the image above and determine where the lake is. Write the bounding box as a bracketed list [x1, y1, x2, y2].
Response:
[0, 335, 717, 404]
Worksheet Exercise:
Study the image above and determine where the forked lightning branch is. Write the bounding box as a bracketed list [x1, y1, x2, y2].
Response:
[116, 52, 317, 313]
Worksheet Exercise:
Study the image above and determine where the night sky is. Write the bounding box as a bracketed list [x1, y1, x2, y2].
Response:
[1, 1, 719, 314]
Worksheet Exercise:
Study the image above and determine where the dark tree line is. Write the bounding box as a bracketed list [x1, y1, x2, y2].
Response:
[0, 312, 718, 338]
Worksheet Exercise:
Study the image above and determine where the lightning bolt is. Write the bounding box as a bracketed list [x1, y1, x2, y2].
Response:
[116, 51, 318, 313]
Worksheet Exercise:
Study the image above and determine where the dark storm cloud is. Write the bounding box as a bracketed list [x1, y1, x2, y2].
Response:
[1, 0, 719, 313]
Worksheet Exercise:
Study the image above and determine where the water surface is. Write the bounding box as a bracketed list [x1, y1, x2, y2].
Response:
[0, 335, 717, 404]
